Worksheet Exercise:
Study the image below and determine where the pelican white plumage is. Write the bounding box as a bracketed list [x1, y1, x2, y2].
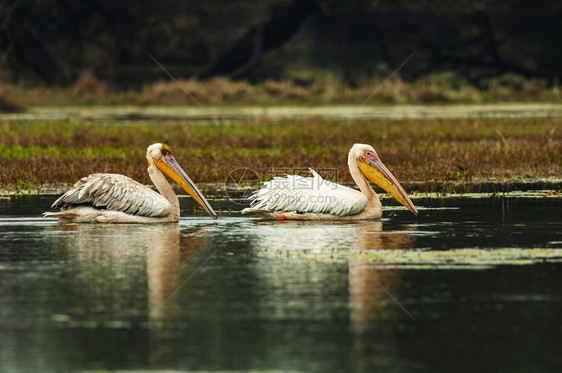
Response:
[242, 143, 418, 220]
[43, 143, 217, 223]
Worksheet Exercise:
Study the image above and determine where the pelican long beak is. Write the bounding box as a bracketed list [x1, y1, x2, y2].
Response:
[154, 154, 218, 219]
[357, 158, 418, 216]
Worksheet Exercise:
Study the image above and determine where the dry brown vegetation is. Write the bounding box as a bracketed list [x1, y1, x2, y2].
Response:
[0, 117, 560, 193]
[0, 85, 24, 113]
[2, 72, 562, 109]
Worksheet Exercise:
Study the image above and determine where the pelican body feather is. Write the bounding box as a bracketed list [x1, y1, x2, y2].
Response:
[247, 169, 367, 216]
[52, 173, 173, 217]
[242, 144, 418, 220]
[44, 143, 217, 223]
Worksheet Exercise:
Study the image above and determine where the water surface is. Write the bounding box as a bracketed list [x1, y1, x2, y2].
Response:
[0, 195, 561, 372]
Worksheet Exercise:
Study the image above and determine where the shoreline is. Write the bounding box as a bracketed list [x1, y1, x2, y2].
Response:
[3, 103, 562, 122]
[3, 179, 561, 198]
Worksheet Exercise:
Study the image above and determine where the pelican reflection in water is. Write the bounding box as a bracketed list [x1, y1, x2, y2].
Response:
[50, 223, 208, 364]
[246, 220, 414, 330]
[51, 223, 210, 318]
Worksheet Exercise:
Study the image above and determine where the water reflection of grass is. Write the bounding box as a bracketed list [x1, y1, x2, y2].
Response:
[0, 117, 560, 191]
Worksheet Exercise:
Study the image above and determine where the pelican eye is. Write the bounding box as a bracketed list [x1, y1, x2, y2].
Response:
[160, 144, 174, 156]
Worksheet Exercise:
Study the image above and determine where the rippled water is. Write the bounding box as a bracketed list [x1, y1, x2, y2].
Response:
[0, 195, 561, 372]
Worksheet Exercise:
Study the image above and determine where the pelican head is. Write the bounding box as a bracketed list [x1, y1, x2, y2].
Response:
[147, 143, 217, 219]
[350, 143, 418, 216]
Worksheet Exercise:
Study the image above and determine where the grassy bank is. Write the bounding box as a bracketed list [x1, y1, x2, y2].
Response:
[0, 116, 560, 193]
[1, 72, 562, 109]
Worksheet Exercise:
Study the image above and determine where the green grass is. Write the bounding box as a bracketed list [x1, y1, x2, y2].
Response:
[0, 117, 560, 191]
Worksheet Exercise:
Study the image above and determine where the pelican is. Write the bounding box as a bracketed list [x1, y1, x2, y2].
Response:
[242, 143, 418, 220]
[43, 143, 217, 223]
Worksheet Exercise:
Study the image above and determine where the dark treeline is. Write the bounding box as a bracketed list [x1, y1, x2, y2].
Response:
[1, 0, 561, 86]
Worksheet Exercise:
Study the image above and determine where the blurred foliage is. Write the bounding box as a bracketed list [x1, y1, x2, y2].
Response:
[1, 0, 562, 87]
[0, 0, 285, 84]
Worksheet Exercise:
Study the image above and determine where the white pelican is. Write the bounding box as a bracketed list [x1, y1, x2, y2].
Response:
[242, 143, 418, 220]
[44, 143, 217, 223]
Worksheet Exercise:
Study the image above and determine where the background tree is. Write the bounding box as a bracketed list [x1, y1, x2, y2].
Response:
[1, 0, 560, 86]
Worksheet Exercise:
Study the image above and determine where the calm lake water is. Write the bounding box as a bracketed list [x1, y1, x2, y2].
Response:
[0, 194, 561, 373]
